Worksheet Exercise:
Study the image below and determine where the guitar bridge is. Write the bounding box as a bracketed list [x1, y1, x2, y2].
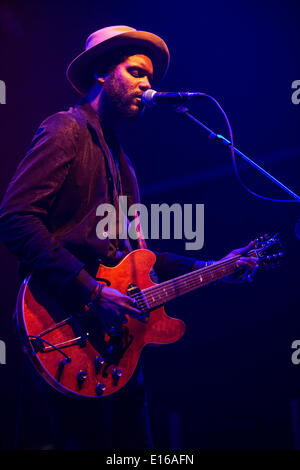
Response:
[127, 283, 150, 323]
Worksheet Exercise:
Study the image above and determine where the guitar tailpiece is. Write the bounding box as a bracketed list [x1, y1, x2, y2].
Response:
[28, 335, 71, 363]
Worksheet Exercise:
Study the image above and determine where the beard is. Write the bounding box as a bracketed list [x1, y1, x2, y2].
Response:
[101, 72, 144, 122]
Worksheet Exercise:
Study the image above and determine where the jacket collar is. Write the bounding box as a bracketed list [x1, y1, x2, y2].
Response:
[73, 98, 119, 193]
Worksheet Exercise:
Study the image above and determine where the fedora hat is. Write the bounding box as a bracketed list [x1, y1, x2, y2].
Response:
[66, 25, 170, 95]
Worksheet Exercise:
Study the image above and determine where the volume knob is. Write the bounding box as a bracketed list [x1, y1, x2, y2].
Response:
[94, 356, 105, 374]
[77, 370, 88, 388]
[95, 383, 106, 396]
[112, 368, 122, 385]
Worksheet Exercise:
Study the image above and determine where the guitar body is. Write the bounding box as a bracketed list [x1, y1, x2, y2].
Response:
[16, 249, 186, 398]
[16, 234, 281, 399]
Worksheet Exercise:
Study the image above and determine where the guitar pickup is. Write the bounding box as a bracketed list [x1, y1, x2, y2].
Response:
[127, 283, 150, 323]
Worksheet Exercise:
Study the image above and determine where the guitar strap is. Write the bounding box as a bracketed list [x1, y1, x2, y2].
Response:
[134, 210, 147, 250]
[134, 211, 159, 283]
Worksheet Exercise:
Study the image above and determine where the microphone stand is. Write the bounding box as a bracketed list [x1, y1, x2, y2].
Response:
[176, 105, 300, 202]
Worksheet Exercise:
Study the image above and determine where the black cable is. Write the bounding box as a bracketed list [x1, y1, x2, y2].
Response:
[181, 95, 300, 203]
[28, 335, 71, 361]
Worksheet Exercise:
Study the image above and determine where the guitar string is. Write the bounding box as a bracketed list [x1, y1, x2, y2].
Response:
[146, 256, 238, 297]
[130, 246, 267, 310]
[129, 255, 241, 310]
[127, 243, 274, 311]
[141, 246, 266, 303]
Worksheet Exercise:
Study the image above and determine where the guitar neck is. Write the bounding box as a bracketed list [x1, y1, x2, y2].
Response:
[142, 251, 255, 310]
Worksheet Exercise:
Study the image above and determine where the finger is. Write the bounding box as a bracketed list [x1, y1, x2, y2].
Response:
[236, 259, 251, 270]
[125, 305, 143, 317]
[108, 325, 123, 335]
[247, 259, 259, 271]
[117, 300, 142, 318]
[244, 240, 255, 250]
[241, 269, 250, 282]
[119, 297, 141, 313]
[237, 258, 258, 271]
[110, 313, 126, 333]
[233, 240, 256, 257]
[123, 295, 138, 306]
[244, 259, 257, 270]
[247, 264, 259, 282]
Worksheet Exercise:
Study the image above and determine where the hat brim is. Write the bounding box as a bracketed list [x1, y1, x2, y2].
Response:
[66, 30, 170, 95]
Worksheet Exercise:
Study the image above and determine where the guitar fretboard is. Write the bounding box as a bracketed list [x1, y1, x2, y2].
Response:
[140, 252, 254, 310]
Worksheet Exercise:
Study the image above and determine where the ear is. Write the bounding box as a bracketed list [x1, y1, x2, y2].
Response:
[94, 74, 105, 86]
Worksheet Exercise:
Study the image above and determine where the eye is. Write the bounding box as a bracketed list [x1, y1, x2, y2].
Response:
[127, 66, 152, 84]
[128, 67, 142, 78]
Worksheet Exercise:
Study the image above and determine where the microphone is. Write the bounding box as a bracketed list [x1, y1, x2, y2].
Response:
[142, 89, 205, 107]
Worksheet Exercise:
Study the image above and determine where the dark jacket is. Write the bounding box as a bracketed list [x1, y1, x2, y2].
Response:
[0, 99, 203, 302]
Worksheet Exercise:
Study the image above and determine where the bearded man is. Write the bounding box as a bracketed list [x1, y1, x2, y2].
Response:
[0, 26, 258, 449]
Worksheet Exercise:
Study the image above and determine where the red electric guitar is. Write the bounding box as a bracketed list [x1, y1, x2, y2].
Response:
[16, 234, 282, 399]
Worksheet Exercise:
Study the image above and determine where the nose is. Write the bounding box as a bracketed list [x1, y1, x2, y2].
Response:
[139, 76, 151, 91]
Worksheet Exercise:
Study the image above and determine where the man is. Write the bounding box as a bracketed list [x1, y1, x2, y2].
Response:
[0, 26, 258, 449]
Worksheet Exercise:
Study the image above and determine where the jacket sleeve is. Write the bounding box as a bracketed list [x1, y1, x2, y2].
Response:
[154, 251, 211, 282]
[0, 113, 85, 295]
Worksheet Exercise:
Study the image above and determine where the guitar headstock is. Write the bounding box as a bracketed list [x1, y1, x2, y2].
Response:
[252, 233, 284, 269]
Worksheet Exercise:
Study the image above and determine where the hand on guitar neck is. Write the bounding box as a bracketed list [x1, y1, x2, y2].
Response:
[193, 240, 259, 284]
[221, 240, 259, 283]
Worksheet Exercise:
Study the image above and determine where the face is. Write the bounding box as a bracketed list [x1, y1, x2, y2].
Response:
[99, 54, 153, 121]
